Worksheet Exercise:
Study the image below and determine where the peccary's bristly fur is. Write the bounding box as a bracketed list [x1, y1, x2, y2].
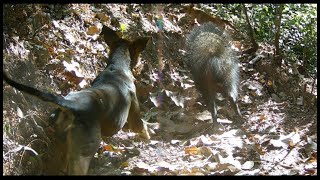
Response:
[185, 22, 242, 126]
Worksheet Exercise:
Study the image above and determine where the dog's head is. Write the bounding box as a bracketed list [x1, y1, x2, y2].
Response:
[101, 26, 151, 68]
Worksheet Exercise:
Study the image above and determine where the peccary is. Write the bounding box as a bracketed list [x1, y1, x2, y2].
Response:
[185, 22, 242, 127]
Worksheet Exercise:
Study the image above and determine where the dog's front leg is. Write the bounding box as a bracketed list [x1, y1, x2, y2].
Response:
[125, 91, 150, 139]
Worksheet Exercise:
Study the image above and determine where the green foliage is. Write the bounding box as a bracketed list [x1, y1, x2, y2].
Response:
[120, 23, 127, 33]
[4, 121, 11, 136]
[281, 4, 317, 75]
[200, 4, 243, 28]
[200, 4, 317, 75]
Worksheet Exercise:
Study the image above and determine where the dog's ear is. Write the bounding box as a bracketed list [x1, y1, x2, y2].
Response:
[101, 25, 121, 48]
[129, 37, 151, 67]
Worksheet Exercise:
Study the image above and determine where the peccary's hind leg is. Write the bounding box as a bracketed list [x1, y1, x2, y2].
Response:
[228, 94, 242, 122]
[207, 92, 219, 126]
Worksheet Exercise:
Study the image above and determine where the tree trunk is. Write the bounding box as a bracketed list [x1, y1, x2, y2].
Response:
[274, 4, 284, 68]
[242, 4, 258, 55]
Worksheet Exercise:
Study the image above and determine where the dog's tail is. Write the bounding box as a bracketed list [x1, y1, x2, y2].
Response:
[3, 72, 77, 111]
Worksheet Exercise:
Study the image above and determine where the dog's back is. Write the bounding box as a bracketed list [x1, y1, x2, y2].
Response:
[3, 26, 150, 175]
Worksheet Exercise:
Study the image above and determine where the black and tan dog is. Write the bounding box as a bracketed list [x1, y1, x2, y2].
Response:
[3, 26, 150, 175]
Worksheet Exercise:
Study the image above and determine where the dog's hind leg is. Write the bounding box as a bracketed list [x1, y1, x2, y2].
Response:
[65, 121, 101, 175]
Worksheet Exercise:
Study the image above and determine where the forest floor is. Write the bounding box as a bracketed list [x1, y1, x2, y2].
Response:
[3, 4, 317, 175]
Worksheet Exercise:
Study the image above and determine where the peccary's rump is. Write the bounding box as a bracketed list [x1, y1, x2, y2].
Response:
[186, 22, 241, 124]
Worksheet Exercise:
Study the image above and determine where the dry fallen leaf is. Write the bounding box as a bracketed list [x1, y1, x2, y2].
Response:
[16, 107, 24, 118]
[102, 144, 122, 153]
[96, 13, 110, 22]
[198, 146, 214, 157]
[87, 25, 100, 35]
[241, 161, 254, 170]
[185, 146, 199, 155]
[120, 161, 129, 168]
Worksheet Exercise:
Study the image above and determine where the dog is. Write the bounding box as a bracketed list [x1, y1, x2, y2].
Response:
[3, 25, 151, 175]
